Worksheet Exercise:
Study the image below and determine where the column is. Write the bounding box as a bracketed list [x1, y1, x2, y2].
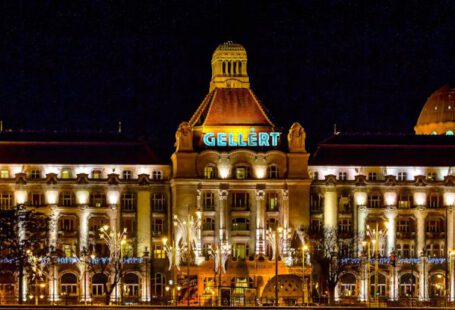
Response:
[137, 190, 151, 255]
[79, 206, 90, 302]
[450, 249, 455, 302]
[419, 253, 429, 301]
[282, 190, 290, 255]
[385, 207, 397, 256]
[255, 190, 265, 255]
[141, 253, 150, 303]
[47, 204, 60, 302]
[358, 256, 368, 302]
[416, 207, 427, 257]
[16, 190, 27, 303]
[323, 186, 338, 229]
[195, 190, 203, 263]
[219, 190, 228, 242]
[445, 193, 454, 251]
[389, 265, 398, 301]
[357, 205, 368, 255]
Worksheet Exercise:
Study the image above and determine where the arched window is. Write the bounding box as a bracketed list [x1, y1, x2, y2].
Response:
[369, 273, 387, 297]
[0, 273, 15, 296]
[339, 273, 356, 297]
[446, 130, 454, 135]
[152, 272, 166, 297]
[124, 273, 139, 297]
[92, 273, 107, 296]
[400, 273, 417, 297]
[152, 193, 166, 212]
[61, 273, 78, 296]
[152, 171, 163, 180]
[428, 192, 441, 208]
[431, 131, 438, 135]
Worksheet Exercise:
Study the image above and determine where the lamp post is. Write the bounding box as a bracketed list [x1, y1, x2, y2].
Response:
[143, 247, 150, 304]
[275, 226, 283, 306]
[362, 240, 370, 303]
[366, 220, 388, 303]
[302, 244, 310, 305]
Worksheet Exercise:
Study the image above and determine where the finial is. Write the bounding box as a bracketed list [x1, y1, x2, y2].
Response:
[118, 121, 122, 133]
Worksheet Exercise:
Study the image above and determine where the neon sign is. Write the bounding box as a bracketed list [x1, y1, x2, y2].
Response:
[203, 128, 280, 147]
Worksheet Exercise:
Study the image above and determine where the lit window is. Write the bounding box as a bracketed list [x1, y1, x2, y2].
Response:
[398, 193, 412, 209]
[203, 217, 215, 231]
[431, 131, 438, 135]
[447, 130, 454, 135]
[397, 172, 407, 181]
[61, 169, 72, 179]
[122, 170, 132, 180]
[153, 244, 165, 259]
[0, 170, 9, 179]
[266, 192, 279, 211]
[231, 218, 250, 231]
[267, 165, 279, 179]
[152, 170, 163, 180]
[204, 166, 216, 179]
[427, 172, 437, 181]
[91, 170, 102, 179]
[235, 166, 250, 179]
[63, 244, 73, 257]
[90, 192, 106, 208]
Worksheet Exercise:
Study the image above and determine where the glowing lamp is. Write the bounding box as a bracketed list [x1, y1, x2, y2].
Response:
[414, 192, 426, 206]
[76, 190, 89, 205]
[355, 192, 367, 205]
[107, 191, 119, 205]
[384, 192, 397, 206]
[444, 192, 455, 206]
[15, 190, 27, 204]
[46, 190, 59, 205]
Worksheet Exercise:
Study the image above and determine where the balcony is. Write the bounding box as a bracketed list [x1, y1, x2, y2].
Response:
[230, 205, 250, 211]
[426, 231, 446, 239]
[396, 231, 416, 239]
[202, 205, 215, 212]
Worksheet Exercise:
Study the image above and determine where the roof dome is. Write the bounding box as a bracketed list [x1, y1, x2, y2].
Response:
[415, 85, 455, 135]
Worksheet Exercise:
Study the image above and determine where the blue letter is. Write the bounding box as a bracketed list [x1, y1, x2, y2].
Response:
[228, 133, 237, 146]
[238, 133, 247, 146]
[270, 132, 280, 146]
[258, 132, 270, 146]
[203, 133, 215, 146]
[248, 128, 258, 146]
[217, 133, 227, 146]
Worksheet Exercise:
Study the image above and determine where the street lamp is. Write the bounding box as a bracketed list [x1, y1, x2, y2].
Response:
[366, 221, 388, 303]
[302, 244, 311, 305]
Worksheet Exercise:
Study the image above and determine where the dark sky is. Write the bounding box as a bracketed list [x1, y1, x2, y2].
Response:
[1, 1, 455, 153]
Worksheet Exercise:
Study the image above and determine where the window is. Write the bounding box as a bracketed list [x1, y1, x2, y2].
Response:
[61, 169, 72, 179]
[90, 192, 106, 208]
[151, 218, 164, 235]
[90, 217, 108, 233]
[267, 165, 279, 179]
[122, 170, 132, 180]
[29, 192, 45, 207]
[61, 273, 78, 295]
[313, 171, 319, 180]
[231, 192, 249, 210]
[63, 244, 74, 257]
[61, 218, 75, 232]
[152, 193, 166, 212]
[426, 218, 444, 233]
[203, 217, 215, 231]
[204, 166, 216, 179]
[0, 192, 13, 210]
[427, 172, 437, 181]
[232, 218, 249, 231]
[338, 219, 352, 233]
[266, 217, 279, 230]
[310, 219, 322, 233]
[310, 193, 323, 212]
[121, 192, 137, 211]
[121, 242, 133, 257]
[91, 170, 102, 179]
[398, 193, 413, 209]
[123, 273, 139, 297]
[60, 192, 74, 206]
[152, 272, 166, 297]
[92, 274, 107, 296]
[203, 192, 215, 211]
[368, 172, 377, 181]
[0, 170, 9, 179]
[338, 172, 347, 181]
[266, 192, 279, 211]
[428, 193, 441, 208]
[397, 219, 412, 233]
[367, 193, 382, 208]
[234, 166, 250, 180]
[121, 218, 135, 234]
[397, 172, 407, 181]
[232, 243, 249, 259]
[153, 244, 165, 259]
[29, 169, 41, 179]
[152, 170, 163, 180]
[446, 130, 454, 135]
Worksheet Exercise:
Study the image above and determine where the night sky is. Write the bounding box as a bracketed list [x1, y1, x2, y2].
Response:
[1, 1, 455, 154]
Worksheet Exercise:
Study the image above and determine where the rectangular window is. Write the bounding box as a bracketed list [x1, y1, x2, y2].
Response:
[427, 172, 437, 181]
[397, 172, 407, 181]
[153, 244, 165, 259]
[29, 192, 45, 207]
[367, 193, 382, 208]
[122, 170, 132, 180]
[0, 192, 13, 210]
[152, 193, 166, 212]
[204, 166, 216, 179]
[310, 193, 323, 212]
[64, 244, 73, 257]
[398, 194, 412, 209]
[91, 170, 102, 179]
[121, 218, 135, 234]
[90, 192, 106, 208]
[266, 192, 279, 211]
[231, 192, 249, 210]
[231, 218, 249, 231]
[61, 219, 74, 232]
[203, 217, 215, 231]
[121, 192, 137, 211]
[266, 217, 278, 230]
[267, 165, 279, 179]
[203, 192, 215, 211]
[233, 243, 249, 259]
[235, 167, 250, 180]
[338, 172, 347, 181]
[152, 171, 163, 180]
[338, 219, 351, 233]
[428, 193, 441, 208]
[60, 192, 74, 206]
[368, 172, 377, 181]
[0, 170, 9, 179]
[151, 218, 163, 235]
[61, 169, 72, 179]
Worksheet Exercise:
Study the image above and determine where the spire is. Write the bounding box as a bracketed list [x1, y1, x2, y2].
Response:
[209, 41, 250, 92]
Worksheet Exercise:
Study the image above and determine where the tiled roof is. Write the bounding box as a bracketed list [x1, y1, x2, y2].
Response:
[0, 132, 162, 165]
[310, 134, 455, 166]
[189, 88, 275, 127]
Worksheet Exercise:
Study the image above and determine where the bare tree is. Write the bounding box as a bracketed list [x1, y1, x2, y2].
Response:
[0, 205, 48, 304]
[84, 225, 127, 305]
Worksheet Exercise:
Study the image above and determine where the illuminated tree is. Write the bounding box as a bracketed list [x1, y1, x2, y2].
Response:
[0, 205, 48, 304]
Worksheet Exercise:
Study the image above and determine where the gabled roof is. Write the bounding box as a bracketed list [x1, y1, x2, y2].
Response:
[0, 131, 162, 165]
[310, 134, 455, 166]
[189, 88, 275, 128]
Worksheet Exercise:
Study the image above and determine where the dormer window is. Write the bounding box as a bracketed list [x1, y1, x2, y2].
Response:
[204, 165, 216, 179]
[368, 172, 377, 181]
[122, 170, 132, 180]
[92, 170, 102, 179]
[61, 169, 72, 179]
[152, 170, 163, 180]
[397, 172, 407, 181]
[29, 169, 41, 179]
[235, 165, 250, 180]
[338, 172, 347, 181]
[267, 165, 279, 179]
[0, 169, 9, 179]
[427, 172, 437, 181]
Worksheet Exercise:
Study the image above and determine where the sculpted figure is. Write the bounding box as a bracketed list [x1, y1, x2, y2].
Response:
[287, 122, 306, 152]
[175, 122, 193, 151]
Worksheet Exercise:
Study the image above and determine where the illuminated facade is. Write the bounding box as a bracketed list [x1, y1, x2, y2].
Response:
[0, 42, 453, 306]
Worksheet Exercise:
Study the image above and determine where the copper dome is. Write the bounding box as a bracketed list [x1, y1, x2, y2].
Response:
[415, 85, 455, 135]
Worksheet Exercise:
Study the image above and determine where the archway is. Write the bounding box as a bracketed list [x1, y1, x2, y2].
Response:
[369, 273, 387, 297]
[339, 273, 356, 297]
[429, 273, 445, 298]
[261, 274, 304, 306]
[399, 273, 417, 298]
[124, 273, 140, 298]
